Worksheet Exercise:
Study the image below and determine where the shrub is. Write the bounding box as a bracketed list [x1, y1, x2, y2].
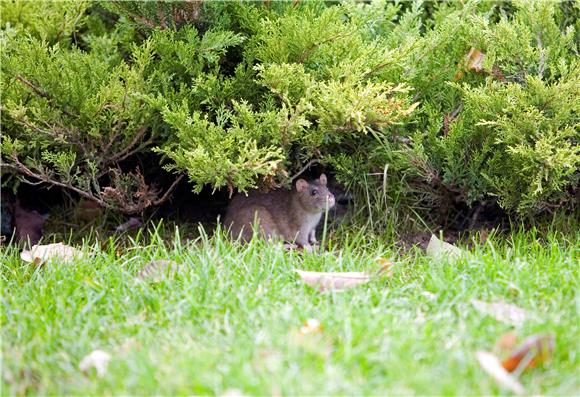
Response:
[1, 0, 578, 224]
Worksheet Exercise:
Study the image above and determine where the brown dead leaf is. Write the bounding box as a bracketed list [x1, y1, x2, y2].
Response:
[79, 349, 111, 378]
[454, 48, 487, 81]
[426, 234, 463, 261]
[502, 334, 555, 373]
[21, 242, 86, 265]
[137, 259, 180, 282]
[294, 269, 371, 292]
[494, 332, 519, 356]
[294, 265, 387, 292]
[466, 47, 485, 72]
[471, 300, 528, 326]
[289, 320, 332, 356]
[300, 318, 323, 335]
[477, 351, 525, 394]
[375, 257, 395, 277]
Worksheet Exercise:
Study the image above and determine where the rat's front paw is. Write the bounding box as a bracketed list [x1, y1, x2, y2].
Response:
[301, 243, 313, 253]
[308, 230, 318, 244]
[283, 242, 298, 251]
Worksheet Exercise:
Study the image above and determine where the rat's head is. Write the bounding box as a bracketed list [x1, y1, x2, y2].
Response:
[295, 174, 335, 213]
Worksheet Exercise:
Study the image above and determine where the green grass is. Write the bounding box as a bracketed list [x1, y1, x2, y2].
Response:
[1, 226, 579, 395]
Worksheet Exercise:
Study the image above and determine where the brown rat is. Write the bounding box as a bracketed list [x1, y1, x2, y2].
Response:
[13, 200, 45, 245]
[224, 174, 335, 250]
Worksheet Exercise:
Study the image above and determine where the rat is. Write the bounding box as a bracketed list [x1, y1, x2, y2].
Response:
[224, 174, 335, 250]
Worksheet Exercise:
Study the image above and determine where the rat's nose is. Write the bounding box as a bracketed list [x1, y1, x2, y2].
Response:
[326, 193, 335, 207]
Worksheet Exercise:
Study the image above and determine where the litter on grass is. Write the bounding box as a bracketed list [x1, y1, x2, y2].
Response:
[425, 235, 464, 261]
[476, 350, 525, 395]
[137, 259, 180, 282]
[471, 299, 528, 326]
[294, 259, 393, 292]
[21, 242, 86, 265]
[79, 349, 111, 378]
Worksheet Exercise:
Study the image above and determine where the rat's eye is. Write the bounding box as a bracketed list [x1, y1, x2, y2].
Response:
[311, 189, 318, 196]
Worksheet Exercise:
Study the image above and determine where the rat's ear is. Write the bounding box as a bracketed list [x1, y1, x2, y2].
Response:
[296, 179, 308, 192]
[319, 173, 327, 186]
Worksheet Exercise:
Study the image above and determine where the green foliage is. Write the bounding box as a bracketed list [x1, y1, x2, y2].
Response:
[441, 75, 580, 213]
[0, 30, 161, 212]
[1, 0, 578, 222]
[0, 0, 89, 44]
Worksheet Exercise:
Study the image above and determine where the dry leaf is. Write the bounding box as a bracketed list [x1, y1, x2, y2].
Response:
[79, 349, 111, 378]
[136, 259, 180, 282]
[376, 257, 395, 277]
[294, 260, 393, 292]
[466, 47, 485, 72]
[455, 48, 486, 80]
[476, 350, 525, 395]
[300, 318, 323, 335]
[294, 268, 372, 292]
[289, 322, 332, 356]
[471, 300, 527, 326]
[294, 269, 373, 292]
[21, 242, 86, 265]
[494, 332, 519, 355]
[502, 334, 555, 373]
[426, 235, 463, 260]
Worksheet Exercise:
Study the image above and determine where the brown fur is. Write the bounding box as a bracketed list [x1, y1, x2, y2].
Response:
[224, 174, 335, 250]
[14, 201, 44, 245]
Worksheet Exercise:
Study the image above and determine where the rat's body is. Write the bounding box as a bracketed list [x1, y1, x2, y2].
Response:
[224, 174, 335, 250]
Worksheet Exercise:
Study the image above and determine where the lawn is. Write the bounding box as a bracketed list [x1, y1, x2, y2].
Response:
[1, 226, 578, 395]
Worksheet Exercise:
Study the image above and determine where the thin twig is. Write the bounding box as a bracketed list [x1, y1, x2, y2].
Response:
[290, 159, 320, 181]
[15, 75, 74, 118]
[536, 33, 545, 78]
[469, 201, 486, 230]
[1, 158, 110, 208]
[153, 174, 185, 206]
[297, 33, 350, 64]
[108, 125, 149, 164]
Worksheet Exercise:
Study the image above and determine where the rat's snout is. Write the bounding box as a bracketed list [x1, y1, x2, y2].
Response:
[325, 192, 335, 208]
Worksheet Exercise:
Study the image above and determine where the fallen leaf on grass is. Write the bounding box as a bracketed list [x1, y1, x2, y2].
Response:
[476, 350, 525, 395]
[294, 261, 392, 292]
[289, 319, 332, 356]
[300, 318, 323, 335]
[21, 242, 86, 265]
[375, 257, 395, 277]
[426, 235, 463, 260]
[137, 259, 180, 282]
[471, 300, 528, 326]
[502, 334, 555, 373]
[494, 332, 519, 355]
[79, 349, 111, 378]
